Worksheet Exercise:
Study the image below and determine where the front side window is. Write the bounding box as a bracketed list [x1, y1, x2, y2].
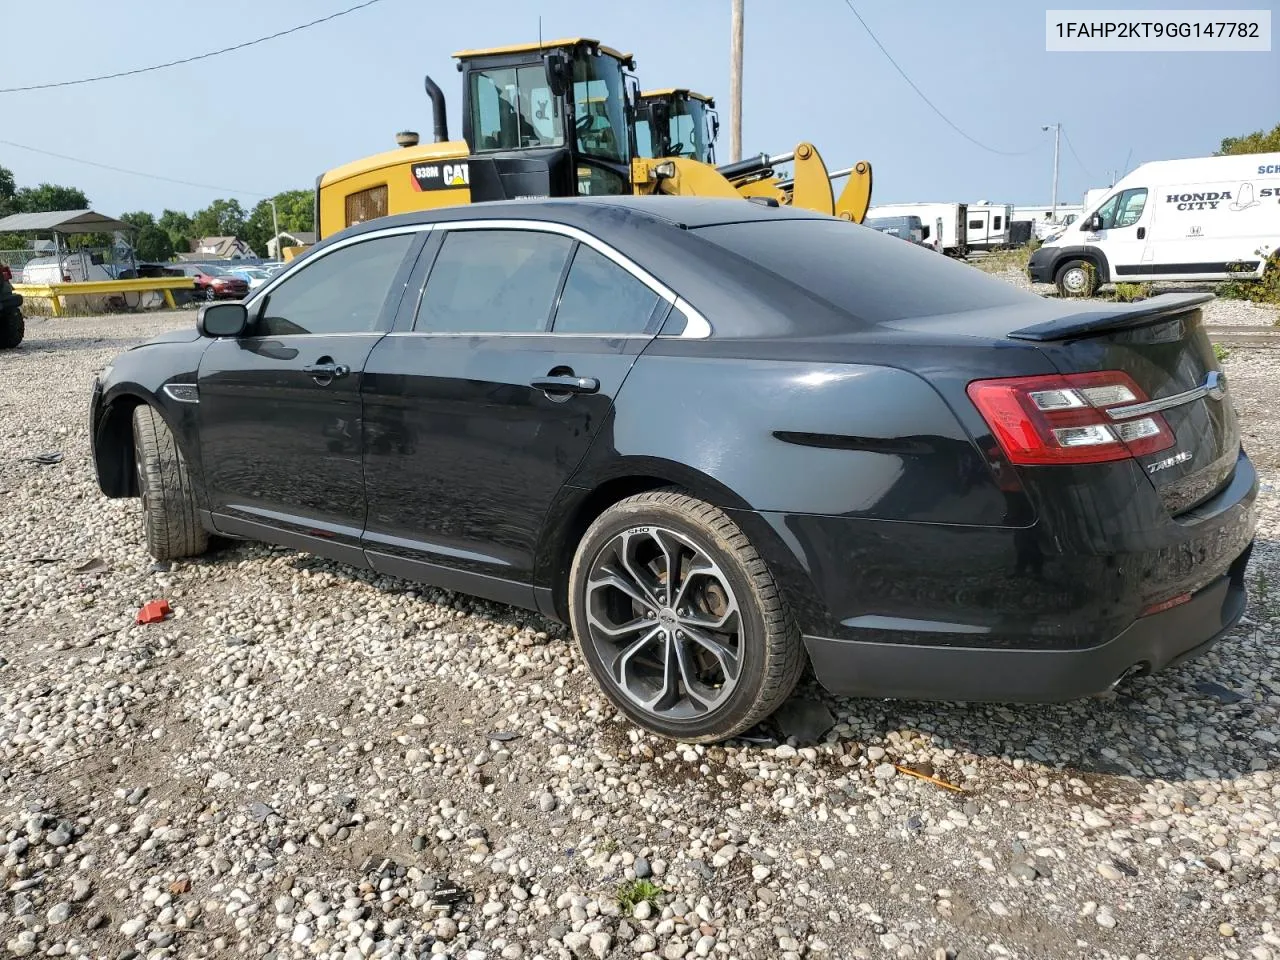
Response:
[254, 233, 415, 336]
[573, 53, 629, 163]
[471, 65, 564, 152]
[417, 229, 572, 334]
[553, 245, 661, 335]
[1090, 188, 1148, 230]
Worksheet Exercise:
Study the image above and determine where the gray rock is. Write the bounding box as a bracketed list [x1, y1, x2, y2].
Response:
[47, 902, 72, 924]
[634, 856, 652, 878]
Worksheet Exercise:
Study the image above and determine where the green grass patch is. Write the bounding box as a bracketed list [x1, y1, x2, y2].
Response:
[1111, 282, 1154, 302]
[1213, 343, 1231, 363]
[1218, 251, 1280, 306]
[616, 879, 662, 914]
[972, 241, 1041, 275]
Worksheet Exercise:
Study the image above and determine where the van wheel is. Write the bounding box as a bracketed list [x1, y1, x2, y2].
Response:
[132, 405, 209, 561]
[1055, 259, 1099, 297]
[569, 490, 806, 743]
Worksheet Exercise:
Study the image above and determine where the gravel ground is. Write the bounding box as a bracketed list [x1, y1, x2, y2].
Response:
[2, 303, 1280, 960]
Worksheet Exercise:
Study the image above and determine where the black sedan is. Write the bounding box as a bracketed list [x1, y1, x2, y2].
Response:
[90, 197, 1256, 742]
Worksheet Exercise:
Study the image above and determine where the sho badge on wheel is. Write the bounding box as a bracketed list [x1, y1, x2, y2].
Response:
[1147, 450, 1192, 474]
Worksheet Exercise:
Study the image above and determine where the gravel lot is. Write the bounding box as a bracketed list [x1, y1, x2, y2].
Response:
[2, 288, 1280, 960]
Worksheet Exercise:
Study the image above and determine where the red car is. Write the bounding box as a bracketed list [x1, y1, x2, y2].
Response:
[177, 264, 249, 301]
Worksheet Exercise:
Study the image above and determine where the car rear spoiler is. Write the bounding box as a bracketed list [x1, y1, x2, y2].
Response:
[1009, 293, 1215, 342]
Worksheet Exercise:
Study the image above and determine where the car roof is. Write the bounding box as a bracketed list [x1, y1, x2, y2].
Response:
[338, 196, 830, 243]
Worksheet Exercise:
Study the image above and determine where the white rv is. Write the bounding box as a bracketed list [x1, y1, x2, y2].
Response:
[966, 202, 1015, 250]
[1029, 153, 1280, 296]
[865, 202, 968, 256]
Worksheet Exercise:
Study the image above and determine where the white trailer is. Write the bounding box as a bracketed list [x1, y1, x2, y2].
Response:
[865, 202, 969, 256]
[966, 202, 1015, 250]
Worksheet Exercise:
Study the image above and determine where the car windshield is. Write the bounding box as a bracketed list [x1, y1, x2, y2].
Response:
[695, 219, 1030, 322]
[572, 52, 629, 163]
[199, 265, 228, 276]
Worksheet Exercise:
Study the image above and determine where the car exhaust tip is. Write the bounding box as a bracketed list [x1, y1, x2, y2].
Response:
[1109, 663, 1149, 692]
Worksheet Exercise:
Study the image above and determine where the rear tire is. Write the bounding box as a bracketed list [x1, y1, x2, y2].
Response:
[569, 490, 805, 743]
[131, 405, 209, 561]
[1055, 258, 1099, 297]
[0, 308, 22, 349]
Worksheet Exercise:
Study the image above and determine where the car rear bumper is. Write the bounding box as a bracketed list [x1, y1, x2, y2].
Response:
[803, 540, 1251, 701]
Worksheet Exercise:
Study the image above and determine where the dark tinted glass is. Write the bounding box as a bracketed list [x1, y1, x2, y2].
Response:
[418, 230, 573, 333]
[255, 233, 413, 336]
[553, 245, 660, 335]
[696, 219, 1030, 322]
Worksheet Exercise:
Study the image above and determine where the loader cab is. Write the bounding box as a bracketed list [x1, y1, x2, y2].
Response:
[457, 37, 637, 200]
[635, 89, 719, 165]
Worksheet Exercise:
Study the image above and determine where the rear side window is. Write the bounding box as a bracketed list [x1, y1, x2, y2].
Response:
[418, 229, 572, 333]
[968, 218, 983, 229]
[552, 245, 661, 335]
[993, 216, 1002, 229]
[254, 233, 415, 336]
[695, 219, 1030, 322]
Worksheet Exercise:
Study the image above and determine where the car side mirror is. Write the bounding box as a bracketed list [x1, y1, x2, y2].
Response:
[543, 52, 571, 98]
[197, 301, 248, 338]
[1084, 214, 1103, 231]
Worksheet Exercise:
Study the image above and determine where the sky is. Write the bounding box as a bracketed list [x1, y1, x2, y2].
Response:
[1, 0, 1277, 217]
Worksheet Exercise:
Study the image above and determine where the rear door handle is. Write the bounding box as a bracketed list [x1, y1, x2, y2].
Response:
[530, 375, 600, 395]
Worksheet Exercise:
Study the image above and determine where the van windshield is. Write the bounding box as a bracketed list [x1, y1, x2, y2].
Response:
[694, 219, 1031, 321]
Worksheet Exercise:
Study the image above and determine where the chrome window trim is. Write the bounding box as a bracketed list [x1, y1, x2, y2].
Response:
[425, 218, 712, 340]
[244, 217, 713, 341]
[244, 223, 436, 314]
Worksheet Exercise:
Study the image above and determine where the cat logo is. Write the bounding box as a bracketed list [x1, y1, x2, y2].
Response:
[412, 161, 470, 192]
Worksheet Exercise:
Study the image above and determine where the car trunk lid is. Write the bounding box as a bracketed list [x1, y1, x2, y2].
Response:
[1011, 294, 1239, 515]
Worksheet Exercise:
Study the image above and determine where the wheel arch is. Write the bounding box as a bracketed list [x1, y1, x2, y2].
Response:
[94, 388, 195, 498]
[1050, 244, 1111, 284]
[536, 458, 821, 627]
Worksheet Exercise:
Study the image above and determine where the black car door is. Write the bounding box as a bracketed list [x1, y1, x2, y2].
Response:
[197, 230, 424, 563]
[360, 224, 667, 608]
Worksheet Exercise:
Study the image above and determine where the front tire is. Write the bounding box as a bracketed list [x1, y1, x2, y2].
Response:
[569, 490, 805, 742]
[131, 405, 209, 561]
[1055, 258, 1099, 297]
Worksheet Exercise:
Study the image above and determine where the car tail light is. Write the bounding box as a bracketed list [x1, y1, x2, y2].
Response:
[967, 371, 1175, 466]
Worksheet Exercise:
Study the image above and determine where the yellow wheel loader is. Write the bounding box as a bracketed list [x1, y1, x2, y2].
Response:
[632, 88, 873, 222]
[315, 38, 873, 241]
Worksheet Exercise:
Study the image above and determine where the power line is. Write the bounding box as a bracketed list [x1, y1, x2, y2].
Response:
[0, 0, 387, 94]
[839, 0, 1040, 157]
[1061, 127, 1096, 180]
[0, 137, 268, 198]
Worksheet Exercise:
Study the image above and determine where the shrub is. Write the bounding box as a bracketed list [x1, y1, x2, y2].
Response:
[1217, 251, 1280, 305]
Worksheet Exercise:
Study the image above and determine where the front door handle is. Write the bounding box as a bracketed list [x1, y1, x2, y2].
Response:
[303, 360, 351, 383]
[530, 374, 600, 395]
[1137, 227, 1146, 239]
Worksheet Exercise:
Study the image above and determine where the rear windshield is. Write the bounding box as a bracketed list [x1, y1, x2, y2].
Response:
[694, 219, 1030, 322]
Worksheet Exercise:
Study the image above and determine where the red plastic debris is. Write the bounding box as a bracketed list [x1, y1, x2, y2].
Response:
[135, 599, 171, 624]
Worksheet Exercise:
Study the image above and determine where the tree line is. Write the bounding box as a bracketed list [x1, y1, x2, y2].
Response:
[1, 163, 313, 262]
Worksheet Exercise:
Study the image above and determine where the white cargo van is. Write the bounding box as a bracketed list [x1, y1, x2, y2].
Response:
[1028, 153, 1280, 296]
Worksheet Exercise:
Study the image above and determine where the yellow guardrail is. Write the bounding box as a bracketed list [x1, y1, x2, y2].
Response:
[13, 278, 197, 317]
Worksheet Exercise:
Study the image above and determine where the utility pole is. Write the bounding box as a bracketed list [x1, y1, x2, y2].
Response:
[730, 0, 743, 162]
[269, 197, 281, 262]
[1042, 123, 1061, 219]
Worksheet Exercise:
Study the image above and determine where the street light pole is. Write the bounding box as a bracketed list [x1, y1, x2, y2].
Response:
[1042, 123, 1061, 220]
[730, 0, 743, 163]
